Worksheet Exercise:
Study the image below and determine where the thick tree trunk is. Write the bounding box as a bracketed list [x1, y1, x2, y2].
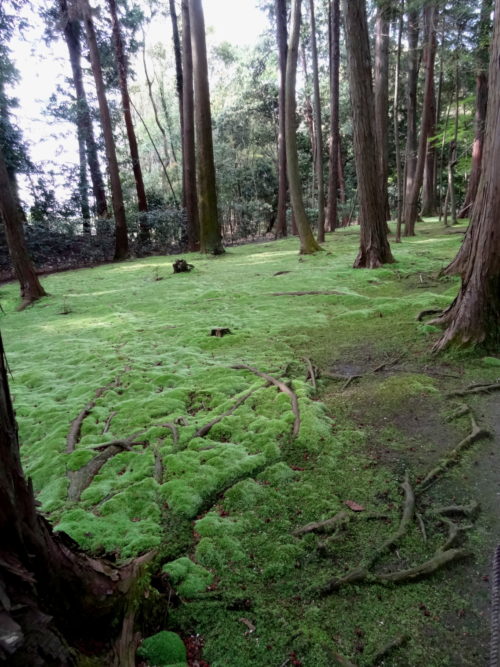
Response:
[81, 0, 128, 260]
[342, 0, 394, 267]
[403, 8, 419, 213]
[374, 0, 391, 221]
[433, 0, 500, 350]
[181, 0, 200, 251]
[286, 0, 322, 254]
[309, 0, 326, 242]
[458, 0, 493, 219]
[0, 150, 46, 309]
[275, 0, 288, 238]
[188, 0, 224, 254]
[59, 0, 109, 220]
[326, 0, 340, 232]
[169, 0, 185, 211]
[403, 4, 437, 237]
[421, 17, 438, 218]
[394, 0, 404, 242]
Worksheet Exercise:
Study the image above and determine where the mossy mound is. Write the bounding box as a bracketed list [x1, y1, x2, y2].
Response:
[137, 631, 187, 666]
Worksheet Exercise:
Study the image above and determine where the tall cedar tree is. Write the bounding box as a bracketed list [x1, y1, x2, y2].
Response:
[182, 0, 200, 250]
[403, 4, 437, 236]
[458, 0, 493, 218]
[168, 0, 185, 211]
[59, 0, 109, 220]
[433, 0, 500, 350]
[188, 0, 224, 254]
[341, 0, 394, 267]
[286, 0, 322, 253]
[374, 0, 391, 220]
[275, 0, 288, 238]
[80, 0, 129, 260]
[309, 0, 325, 242]
[326, 0, 340, 231]
[404, 8, 419, 212]
[107, 0, 150, 245]
[0, 149, 46, 309]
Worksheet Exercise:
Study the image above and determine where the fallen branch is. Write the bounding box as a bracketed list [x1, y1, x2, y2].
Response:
[231, 364, 300, 437]
[194, 385, 264, 438]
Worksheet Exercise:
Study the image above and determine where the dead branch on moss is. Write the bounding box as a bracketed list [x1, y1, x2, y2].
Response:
[304, 357, 317, 392]
[369, 634, 409, 666]
[447, 382, 500, 397]
[231, 364, 301, 437]
[416, 308, 443, 322]
[66, 380, 120, 453]
[194, 385, 265, 438]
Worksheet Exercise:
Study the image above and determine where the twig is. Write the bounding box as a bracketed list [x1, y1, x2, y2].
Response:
[194, 385, 264, 438]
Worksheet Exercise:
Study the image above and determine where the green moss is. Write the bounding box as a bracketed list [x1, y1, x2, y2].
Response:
[162, 557, 213, 597]
[137, 631, 187, 666]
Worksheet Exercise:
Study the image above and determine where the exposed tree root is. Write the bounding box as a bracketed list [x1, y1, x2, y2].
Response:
[68, 445, 126, 502]
[194, 385, 265, 438]
[447, 382, 500, 397]
[89, 434, 147, 452]
[369, 634, 409, 666]
[371, 548, 469, 583]
[416, 512, 427, 541]
[66, 380, 120, 453]
[428, 501, 479, 518]
[153, 445, 164, 484]
[271, 290, 343, 297]
[231, 364, 301, 437]
[416, 308, 443, 322]
[102, 411, 117, 434]
[304, 357, 317, 392]
[292, 511, 351, 536]
[322, 357, 402, 391]
[160, 422, 179, 447]
[446, 403, 470, 421]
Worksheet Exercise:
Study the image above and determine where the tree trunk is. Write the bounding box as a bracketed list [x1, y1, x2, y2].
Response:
[81, 0, 129, 260]
[326, 0, 340, 232]
[181, 0, 200, 251]
[107, 0, 150, 246]
[403, 8, 419, 214]
[169, 0, 185, 209]
[309, 0, 326, 242]
[286, 0, 322, 253]
[77, 123, 91, 233]
[394, 0, 404, 242]
[421, 14, 439, 217]
[374, 0, 391, 221]
[458, 0, 493, 219]
[342, 0, 394, 267]
[403, 4, 437, 237]
[433, 0, 500, 350]
[188, 0, 224, 254]
[59, 0, 109, 220]
[275, 0, 288, 238]
[0, 149, 46, 309]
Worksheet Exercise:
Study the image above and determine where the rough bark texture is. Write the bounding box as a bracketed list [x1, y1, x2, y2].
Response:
[404, 8, 420, 213]
[59, 0, 109, 220]
[421, 16, 438, 217]
[433, 0, 500, 350]
[0, 149, 46, 308]
[169, 0, 185, 208]
[189, 0, 224, 254]
[285, 0, 322, 253]
[326, 0, 340, 232]
[309, 0, 325, 242]
[342, 0, 394, 267]
[81, 0, 129, 260]
[404, 4, 437, 236]
[394, 0, 404, 242]
[275, 0, 288, 238]
[458, 0, 493, 219]
[182, 0, 200, 251]
[374, 0, 391, 220]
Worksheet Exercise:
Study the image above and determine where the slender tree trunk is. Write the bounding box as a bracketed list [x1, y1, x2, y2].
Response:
[374, 0, 391, 221]
[275, 0, 288, 238]
[181, 0, 200, 250]
[403, 8, 419, 212]
[326, 0, 340, 232]
[309, 0, 325, 241]
[81, 0, 128, 260]
[342, 0, 394, 267]
[433, 0, 500, 350]
[59, 0, 108, 220]
[286, 0, 322, 253]
[458, 0, 493, 218]
[0, 150, 46, 309]
[77, 126, 91, 233]
[169, 0, 185, 208]
[188, 0, 224, 254]
[421, 13, 439, 217]
[394, 0, 404, 243]
[403, 4, 437, 237]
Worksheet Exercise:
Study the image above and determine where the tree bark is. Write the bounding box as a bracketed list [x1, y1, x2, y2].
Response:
[81, 0, 129, 260]
[286, 0, 322, 253]
[433, 0, 500, 350]
[275, 0, 288, 238]
[169, 0, 185, 208]
[77, 124, 91, 233]
[403, 8, 420, 215]
[188, 0, 224, 254]
[58, 0, 109, 220]
[342, 0, 394, 267]
[394, 0, 404, 242]
[309, 0, 325, 242]
[374, 0, 391, 221]
[326, 0, 340, 232]
[403, 4, 437, 236]
[0, 149, 46, 309]
[421, 13, 439, 217]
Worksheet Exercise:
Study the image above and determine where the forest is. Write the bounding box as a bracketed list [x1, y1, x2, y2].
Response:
[1, 0, 500, 665]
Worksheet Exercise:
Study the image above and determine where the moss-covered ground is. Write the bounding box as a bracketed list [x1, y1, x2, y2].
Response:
[1, 219, 499, 666]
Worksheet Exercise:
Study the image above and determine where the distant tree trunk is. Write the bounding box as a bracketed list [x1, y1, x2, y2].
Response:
[189, 0, 224, 254]
[59, 0, 108, 220]
[275, 0, 288, 238]
[403, 4, 437, 237]
[433, 0, 500, 350]
[309, 0, 325, 242]
[394, 0, 404, 242]
[181, 0, 199, 251]
[0, 150, 46, 309]
[342, 0, 394, 267]
[421, 12, 438, 218]
[326, 0, 340, 232]
[286, 0, 322, 254]
[458, 0, 493, 219]
[169, 0, 185, 207]
[81, 0, 128, 260]
[374, 0, 391, 221]
[77, 127, 91, 233]
[107, 0, 150, 245]
[403, 8, 420, 212]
